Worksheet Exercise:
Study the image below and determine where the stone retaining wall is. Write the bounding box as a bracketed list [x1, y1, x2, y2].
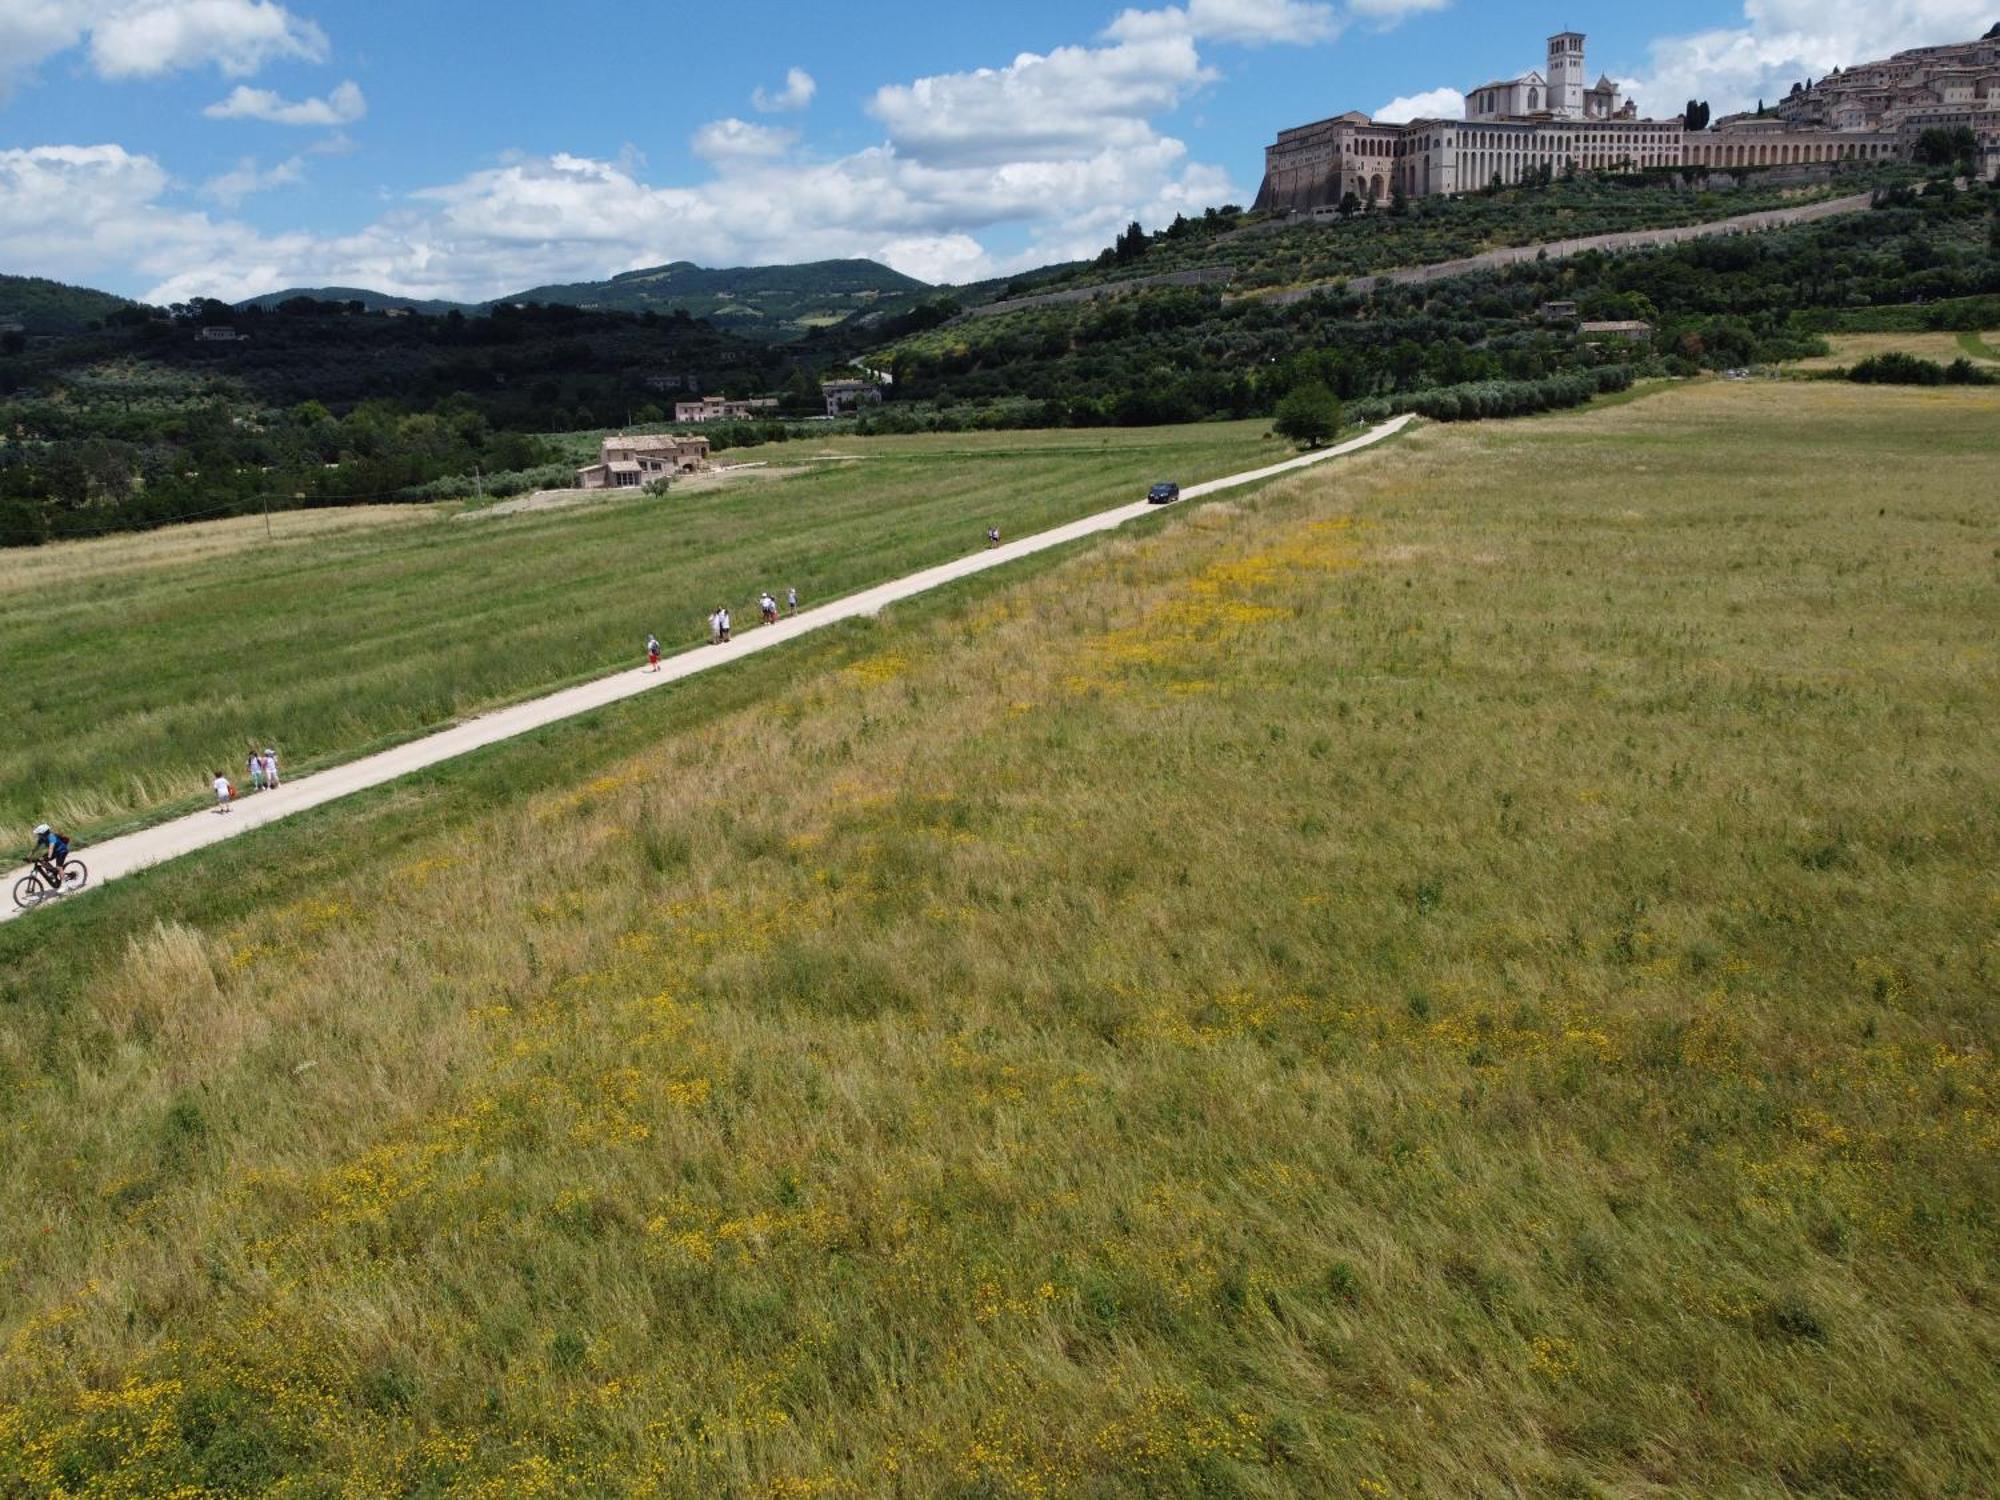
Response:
[1253, 192, 1875, 307]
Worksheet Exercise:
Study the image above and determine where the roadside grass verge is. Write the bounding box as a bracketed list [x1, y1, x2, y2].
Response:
[0, 380, 1994, 1496]
[0, 421, 1285, 837]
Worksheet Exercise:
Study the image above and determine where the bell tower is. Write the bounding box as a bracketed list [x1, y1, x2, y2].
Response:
[1547, 32, 1585, 118]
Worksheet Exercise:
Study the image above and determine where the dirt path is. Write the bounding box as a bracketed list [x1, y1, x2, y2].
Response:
[5, 417, 1414, 921]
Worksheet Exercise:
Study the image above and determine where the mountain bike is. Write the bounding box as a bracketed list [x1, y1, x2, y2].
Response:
[13, 859, 87, 910]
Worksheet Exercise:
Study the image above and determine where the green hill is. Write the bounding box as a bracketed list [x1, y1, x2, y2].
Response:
[502, 258, 931, 338]
[0, 273, 134, 334]
[237, 286, 475, 316]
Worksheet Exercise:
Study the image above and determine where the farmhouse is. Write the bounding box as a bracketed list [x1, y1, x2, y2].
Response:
[822, 378, 884, 416]
[574, 433, 711, 490]
[674, 395, 780, 423]
[1580, 320, 1654, 344]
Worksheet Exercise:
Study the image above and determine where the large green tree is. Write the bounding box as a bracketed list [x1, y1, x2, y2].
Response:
[1274, 381, 1343, 448]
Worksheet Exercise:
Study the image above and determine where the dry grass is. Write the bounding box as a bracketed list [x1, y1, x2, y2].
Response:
[0, 420, 1284, 835]
[0, 380, 1994, 1496]
[1788, 330, 2000, 370]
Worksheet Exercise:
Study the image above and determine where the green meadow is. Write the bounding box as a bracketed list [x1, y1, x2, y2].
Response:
[0, 380, 1994, 1496]
[0, 421, 1284, 837]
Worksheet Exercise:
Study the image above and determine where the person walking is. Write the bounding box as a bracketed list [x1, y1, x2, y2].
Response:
[247, 746, 266, 794]
[213, 770, 233, 814]
[646, 633, 662, 672]
[759, 591, 778, 625]
[709, 607, 724, 645]
[718, 605, 732, 643]
[987, 526, 1001, 549]
[262, 747, 281, 789]
[786, 585, 798, 615]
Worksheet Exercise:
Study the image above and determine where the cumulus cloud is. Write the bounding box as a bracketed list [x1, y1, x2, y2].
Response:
[89, 0, 326, 78]
[1348, 0, 1452, 21]
[690, 118, 798, 164]
[0, 143, 236, 286]
[1375, 85, 1462, 120]
[0, 0, 326, 96]
[202, 153, 305, 205]
[752, 66, 816, 112]
[0, 130, 1246, 304]
[204, 78, 364, 125]
[1622, 0, 1995, 118]
[14, 2, 1406, 301]
[869, 35, 1211, 168]
[1104, 0, 1342, 45]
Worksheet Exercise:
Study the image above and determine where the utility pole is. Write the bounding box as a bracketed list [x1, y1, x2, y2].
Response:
[263, 490, 272, 542]
[473, 466, 483, 506]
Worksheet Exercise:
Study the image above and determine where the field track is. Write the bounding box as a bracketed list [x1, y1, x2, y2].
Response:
[4, 415, 1413, 920]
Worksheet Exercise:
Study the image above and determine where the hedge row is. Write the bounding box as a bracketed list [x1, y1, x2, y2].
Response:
[1348, 365, 1634, 424]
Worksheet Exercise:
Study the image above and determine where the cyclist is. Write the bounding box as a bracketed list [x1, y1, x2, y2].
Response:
[30, 823, 70, 891]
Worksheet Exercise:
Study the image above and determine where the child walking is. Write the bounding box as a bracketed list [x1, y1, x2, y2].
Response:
[247, 747, 266, 793]
[262, 747, 280, 789]
[213, 771, 233, 814]
[646, 634, 662, 672]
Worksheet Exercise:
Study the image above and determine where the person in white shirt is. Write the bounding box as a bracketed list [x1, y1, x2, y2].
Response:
[786, 586, 798, 614]
[262, 747, 280, 788]
[213, 771, 233, 813]
[759, 592, 778, 625]
[718, 607, 731, 642]
[646, 634, 661, 672]
[247, 747, 265, 793]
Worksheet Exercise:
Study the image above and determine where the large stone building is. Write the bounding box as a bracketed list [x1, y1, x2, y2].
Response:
[1254, 27, 1994, 215]
[575, 433, 711, 491]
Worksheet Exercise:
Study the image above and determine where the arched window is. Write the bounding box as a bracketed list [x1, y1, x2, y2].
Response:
[1529, 88, 1540, 111]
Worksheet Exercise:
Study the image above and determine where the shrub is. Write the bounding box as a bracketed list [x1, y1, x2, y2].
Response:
[1849, 353, 1997, 386]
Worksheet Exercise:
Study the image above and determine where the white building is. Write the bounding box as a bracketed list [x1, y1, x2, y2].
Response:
[1466, 33, 1632, 124]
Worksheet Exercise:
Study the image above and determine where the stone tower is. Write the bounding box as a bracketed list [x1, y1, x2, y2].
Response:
[1547, 32, 1585, 118]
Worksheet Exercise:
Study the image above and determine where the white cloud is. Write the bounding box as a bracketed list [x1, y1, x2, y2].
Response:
[752, 66, 816, 112]
[11, 4, 1377, 303]
[691, 117, 798, 164]
[204, 78, 364, 125]
[1375, 85, 1462, 120]
[1348, 0, 1452, 21]
[0, 143, 235, 287]
[0, 129, 1244, 305]
[0, 0, 326, 96]
[1105, 0, 1342, 45]
[90, 0, 326, 79]
[1623, 0, 1995, 118]
[202, 153, 305, 205]
[869, 35, 1211, 168]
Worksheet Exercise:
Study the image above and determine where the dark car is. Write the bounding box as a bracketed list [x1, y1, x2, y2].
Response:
[1147, 482, 1181, 505]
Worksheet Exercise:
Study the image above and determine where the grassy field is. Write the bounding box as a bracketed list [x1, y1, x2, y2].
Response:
[1, 380, 1995, 1496]
[1790, 330, 2000, 370]
[0, 421, 1285, 837]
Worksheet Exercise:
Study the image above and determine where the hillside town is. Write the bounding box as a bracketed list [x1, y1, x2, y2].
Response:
[1256, 25, 2000, 212]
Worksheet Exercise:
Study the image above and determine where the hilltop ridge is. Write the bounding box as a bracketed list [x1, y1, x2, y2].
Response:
[238, 258, 934, 340]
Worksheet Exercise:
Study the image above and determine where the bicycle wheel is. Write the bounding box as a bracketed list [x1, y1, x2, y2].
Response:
[12, 874, 44, 910]
[59, 861, 88, 895]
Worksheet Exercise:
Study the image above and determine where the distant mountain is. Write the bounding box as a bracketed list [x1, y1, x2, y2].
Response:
[500, 259, 931, 339]
[0, 273, 135, 334]
[237, 286, 476, 315]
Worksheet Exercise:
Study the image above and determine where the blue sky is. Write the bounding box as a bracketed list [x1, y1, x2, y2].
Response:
[0, 0, 1989, 301]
